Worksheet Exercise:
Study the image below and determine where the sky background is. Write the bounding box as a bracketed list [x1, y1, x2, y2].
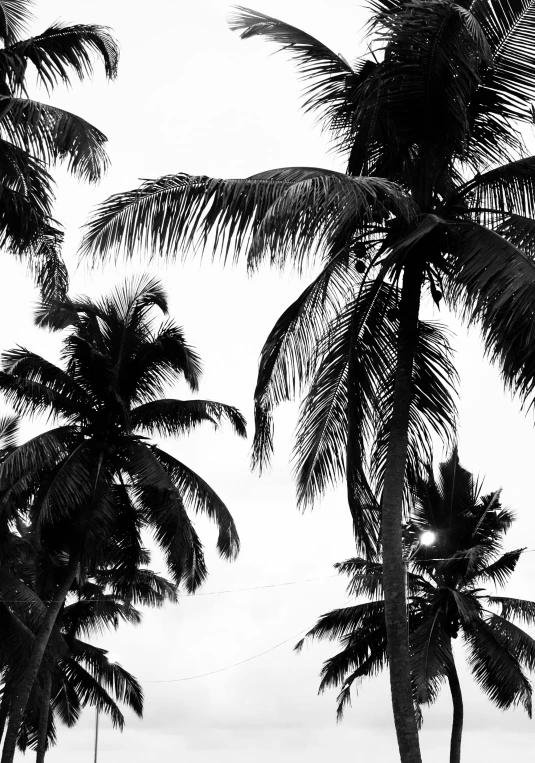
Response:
[2, 0, 535, 760]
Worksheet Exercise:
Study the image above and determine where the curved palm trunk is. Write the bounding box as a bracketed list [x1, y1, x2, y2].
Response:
[381, 263, 424, 763]
[1, 556, 78, 763]
[448, 662, 463, 763]
[35, 671, 52, 763]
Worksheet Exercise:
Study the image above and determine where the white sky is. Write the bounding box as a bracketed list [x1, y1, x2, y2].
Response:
[3, 1, 535, 760]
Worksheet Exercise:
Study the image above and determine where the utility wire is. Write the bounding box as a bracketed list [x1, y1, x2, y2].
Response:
[0, 573, 340, 603]
[142, 627, 311, 683]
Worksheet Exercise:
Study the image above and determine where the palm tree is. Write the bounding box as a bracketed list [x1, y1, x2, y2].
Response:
[297, 450, 535, 763]
[0, 275, 246, 763]
[17, 566, 175, 762]
[0, 0, 118, 289]
[79, 5, 535, 760]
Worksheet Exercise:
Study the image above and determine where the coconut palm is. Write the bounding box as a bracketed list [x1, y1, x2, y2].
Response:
[17, 565, 175, 762]
[0, 275, 246, 763]
[0, 0, 118, 290]
[297, 450, 535, 763]
[79, 5, 535, 760]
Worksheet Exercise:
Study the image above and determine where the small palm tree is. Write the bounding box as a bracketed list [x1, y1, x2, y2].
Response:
[0, 275, 246, 763]
[297, 450, 535, 763]
[18, 568, 174, 762]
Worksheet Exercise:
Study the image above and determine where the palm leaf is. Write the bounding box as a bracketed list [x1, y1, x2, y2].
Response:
[447, 222, 535, 408]
[452, 157, 535, 222]
[228, 6, 356, 145]
[152, 446, 240, 561]
[60, 598, 141, 639]
[471, 0, 535, 123]
[487, 596, 535, 626]
[79, 170, 414, 264]
[27, 225, 69, 302]
[126, 442, 208, 591]
[410, 612, 453, 705]
[2, 23, 118, 91]
[0, 1, 33, 44]
[252, 251, 357, 472]
[372, 319, 458, 496]
[95, 568, 177, 608]
[131, 399, 246, 439]
[0, 97, 110, 182]
[464, 615, 532, 715]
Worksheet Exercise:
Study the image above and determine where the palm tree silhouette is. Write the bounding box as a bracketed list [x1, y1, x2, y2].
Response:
[0, 276, 246, 763]
[297, 450, 535, 763]
[0, 0, 118, 293]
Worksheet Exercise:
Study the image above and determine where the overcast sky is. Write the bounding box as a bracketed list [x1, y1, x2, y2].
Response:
[3, 1, 535, 761]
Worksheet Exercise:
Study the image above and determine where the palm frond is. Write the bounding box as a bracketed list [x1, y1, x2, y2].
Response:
[452, 157, 535, 222]
[447, 222, 535, 408]
[1, 347, 91, 417]
[152, 447, 240, 561]
[471, 0, 535, 123]
[487, 596, 535, 627]
[252, 252, 357, 472]
[298, 600, 386, 644]
[228, 6, 357, 146]
[61, 598, 141, 639]
[469, 548, 525, 588]
[27, 225, 69, 302]
[126, 442, 208, 591]
[494, 213, 535, 257]
[0, 97, 110, 182]
[464, 615, 532, 715]
[410, 613, 453, 705]
[122, 322, 203, 400]
[131, 399, 246, 439]
[372, 319, 458, 497]
[3, 23, 118, 91]
[79, 170, 414, 264]
[484, 612, 535, 672]
[0, 1, 34, 44]
[95, 568, 178, 608]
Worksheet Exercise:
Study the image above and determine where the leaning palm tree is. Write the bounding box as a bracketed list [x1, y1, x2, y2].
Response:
[79, 5, 535, 760]
[0, 536, 175, 760]
[0, 0, 118, 288]
[297, 450, 535, 763]
[0, 275, 246, 763]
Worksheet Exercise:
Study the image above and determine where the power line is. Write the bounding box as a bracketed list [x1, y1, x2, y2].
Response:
[0, 573, 340, 604]
[142, 627, 310, 683]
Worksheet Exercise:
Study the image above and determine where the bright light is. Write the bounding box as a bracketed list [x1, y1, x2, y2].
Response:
[105, 652, 117, 664]
[420, 530, 436, 546]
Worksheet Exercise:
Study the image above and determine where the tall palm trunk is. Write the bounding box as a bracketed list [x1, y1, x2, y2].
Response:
[1, 556, 78, 763]
[0, 690, 9, 744]
[35, 671, 52, 763]
[448, 661, 463, 763]
[381, 261, 424, 763]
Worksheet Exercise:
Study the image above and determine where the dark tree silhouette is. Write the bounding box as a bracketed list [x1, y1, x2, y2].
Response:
[0, 276, 246, 763]
[0, 0, 118, 295]
[297, 451, 535, 763]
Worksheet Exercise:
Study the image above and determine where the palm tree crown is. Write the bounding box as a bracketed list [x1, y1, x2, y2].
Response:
[0, 275, 246, 590]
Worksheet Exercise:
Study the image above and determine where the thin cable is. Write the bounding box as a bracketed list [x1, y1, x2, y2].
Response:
[0, 573, 339, 603]
[420, 547, 535, 563]
[142, 627, 310, 683]
[189, 574, 338, 596]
